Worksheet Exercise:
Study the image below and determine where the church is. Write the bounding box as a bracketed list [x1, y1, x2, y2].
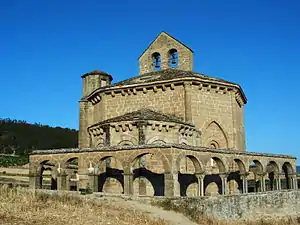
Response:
[29, 32, 297, 196]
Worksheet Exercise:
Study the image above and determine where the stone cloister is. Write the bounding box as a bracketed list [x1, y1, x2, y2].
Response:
[29, 31, 298, 197]
[29, 145, 298, 197]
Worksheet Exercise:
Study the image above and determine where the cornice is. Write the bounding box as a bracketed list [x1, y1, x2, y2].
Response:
[83, 77, 247, 106]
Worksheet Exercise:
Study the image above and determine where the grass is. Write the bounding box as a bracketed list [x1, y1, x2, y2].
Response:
[0, 185, 168, 225]
[152, 198, 300, 225]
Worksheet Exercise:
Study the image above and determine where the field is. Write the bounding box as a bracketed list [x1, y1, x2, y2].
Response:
[0, 185, 299, 225]
[0, 186, 168, 225]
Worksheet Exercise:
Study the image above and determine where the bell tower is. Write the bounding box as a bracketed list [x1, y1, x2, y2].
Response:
[138, 32, 194, 75]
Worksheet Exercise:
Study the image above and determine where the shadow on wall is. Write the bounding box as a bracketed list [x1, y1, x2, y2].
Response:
[133, 167, 164, 196]
[97, 168, 124, 193]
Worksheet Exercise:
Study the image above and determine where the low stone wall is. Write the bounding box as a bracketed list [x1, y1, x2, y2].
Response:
[148, 190, 300, 221]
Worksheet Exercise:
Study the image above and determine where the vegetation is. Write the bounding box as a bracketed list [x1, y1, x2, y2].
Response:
[0, 118, 78, 166]
[0, 155, 29, 167]
[152, 199, 300, 225]
[0, 185, 168, 225]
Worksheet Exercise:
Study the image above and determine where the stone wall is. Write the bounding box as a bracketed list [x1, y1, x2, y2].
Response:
[101, 85, 185, 122]
[139, 32, 193, 74]
[150, 190, 300, 220]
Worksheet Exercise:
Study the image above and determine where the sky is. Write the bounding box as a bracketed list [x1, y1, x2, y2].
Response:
[0, 0, 299, 164]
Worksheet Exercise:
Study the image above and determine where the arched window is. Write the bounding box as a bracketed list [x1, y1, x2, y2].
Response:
[152, 52, 161, 71]
[168, 49, 178, 67]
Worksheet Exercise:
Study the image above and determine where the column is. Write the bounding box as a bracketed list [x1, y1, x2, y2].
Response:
[220, 174, 228, 195]
[88, 174, 98, 192]
[123, 173, 133, 196]
[196, 174, 205, 197]
[276, 174, 281, 191]
[259, 173, 266, 192]
[164, 172, 180, 197]
[288, 175, 294, 189]
[29, 173, 41, 189]
[291, 174, 297, 190]
[57, 172, 67, 190]
[241, 174, 248, 194]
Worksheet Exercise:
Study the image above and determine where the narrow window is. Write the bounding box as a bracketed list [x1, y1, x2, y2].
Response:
[169, 49, 178, 67]
[152, 52, 161, 71]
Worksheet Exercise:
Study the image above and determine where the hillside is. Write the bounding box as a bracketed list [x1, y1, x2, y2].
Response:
[0, 118, 78, 156]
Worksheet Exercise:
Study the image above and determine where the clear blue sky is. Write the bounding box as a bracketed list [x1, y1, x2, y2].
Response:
[1, 1, 299, 164]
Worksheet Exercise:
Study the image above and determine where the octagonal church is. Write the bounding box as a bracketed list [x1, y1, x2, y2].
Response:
[29, 32, 298, 196]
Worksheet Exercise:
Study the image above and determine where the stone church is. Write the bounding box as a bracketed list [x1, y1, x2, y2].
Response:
[29, 32, 298, 196]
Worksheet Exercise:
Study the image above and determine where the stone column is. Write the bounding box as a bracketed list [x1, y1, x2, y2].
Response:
[184, 82, 193, 123]
[164, 172, 180, 197]
[288, 175, 294, 190]
[57, 172, 67, 190]
[275, 174, 281, 191]
[241, 174, 248, 194]
[29, 173, 41, 189]
[123, 173, 134, 196]
[220, 174, 228, 195]
[290, 174, 297, 190]
[88, 174, 98, 192]
[196, 174, 205, 197]
[259, 173, 266, 192]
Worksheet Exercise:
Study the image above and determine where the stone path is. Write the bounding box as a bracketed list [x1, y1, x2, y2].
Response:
[107, 197, 198, 225]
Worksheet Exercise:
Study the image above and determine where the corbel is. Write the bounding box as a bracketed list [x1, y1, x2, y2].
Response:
[132, 88, 137, 95]
[143, 87, 148, 94]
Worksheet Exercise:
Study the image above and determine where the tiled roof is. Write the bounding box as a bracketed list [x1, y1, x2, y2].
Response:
[113, 68, 237, 87]
[88, 108, 193, 128]
[81, 70, 113, 80]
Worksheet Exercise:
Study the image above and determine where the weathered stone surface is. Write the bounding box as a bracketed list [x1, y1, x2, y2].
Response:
[150, 190, 300, 220]
[29, 31, 298, 198]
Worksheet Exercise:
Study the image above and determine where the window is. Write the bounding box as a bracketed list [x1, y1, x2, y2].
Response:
[168, 49, 178, 67]
[152, 52, 161, 71]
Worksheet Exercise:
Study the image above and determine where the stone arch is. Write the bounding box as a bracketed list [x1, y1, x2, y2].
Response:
[127, 150, 170, 173]
[265, 161, 280, 191]
[226, 158, 246, 194]
[176, 154, 203, 196]
[38, 160, 58, 190]
[94, 156, 124, 193]
[206, 156, 228, 174]
[130, 152, 167, 196]
[266, 161, 280, 174]
[146, 136, 166, 145]
[281, 162, 294, 174]
[233, 158, 247, 174]
[281, 162, 295, 190]
[176, 153, 203, 174]
[247, 159, 264, 193]
[118, 134, 138, 146]
[168, 48, 178, 68]
[249, 159, 264, 173]
[152, 52, 161, 70]
[201, 121, 228, 149]
[63, 157, 79, 191]
[118, 140, 134, 146]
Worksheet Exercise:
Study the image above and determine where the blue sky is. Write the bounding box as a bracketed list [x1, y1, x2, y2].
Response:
[1, 0, 299, 164]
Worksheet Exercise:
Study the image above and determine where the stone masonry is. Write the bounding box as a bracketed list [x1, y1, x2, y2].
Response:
[29, 31, 298, 197]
